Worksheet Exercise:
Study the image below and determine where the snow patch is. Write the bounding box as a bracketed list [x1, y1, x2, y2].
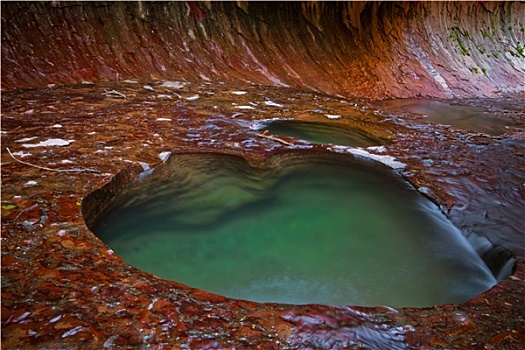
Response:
[324, 114, 341, 119]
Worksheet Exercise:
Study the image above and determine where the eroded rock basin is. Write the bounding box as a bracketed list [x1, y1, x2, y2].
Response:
[255, 119, 382, 147]
[87, 151, 497, 307]
[2, 81, 525, 348]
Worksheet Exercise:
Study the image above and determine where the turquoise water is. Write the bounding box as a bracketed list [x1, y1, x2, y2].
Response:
[91, 153, 496, 307]
[263, 120, 380, 147]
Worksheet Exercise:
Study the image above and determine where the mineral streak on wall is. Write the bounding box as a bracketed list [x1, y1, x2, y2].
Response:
[1, 1, 524, 99]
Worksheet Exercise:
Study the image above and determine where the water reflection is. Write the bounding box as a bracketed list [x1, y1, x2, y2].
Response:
[88, 151, 497, 307]
[374, 99, 510, 135]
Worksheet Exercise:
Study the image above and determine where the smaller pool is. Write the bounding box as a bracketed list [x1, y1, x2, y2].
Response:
[374, 99, 510, 135]
[258, 120, 381, 147]
[87, 151, 496, 307]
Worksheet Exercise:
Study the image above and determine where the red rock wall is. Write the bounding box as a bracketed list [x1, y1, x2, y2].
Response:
[2, 1, 524, 99]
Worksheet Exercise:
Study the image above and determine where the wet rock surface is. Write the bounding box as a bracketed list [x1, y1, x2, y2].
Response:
[2, 81, 524, 349]
[1, 1, 525, 349]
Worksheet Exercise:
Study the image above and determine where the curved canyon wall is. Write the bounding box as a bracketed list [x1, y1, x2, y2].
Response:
[2, 1, 524, 99]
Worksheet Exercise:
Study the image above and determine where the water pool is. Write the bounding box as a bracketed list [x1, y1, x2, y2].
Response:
[89, 152, 496, 307]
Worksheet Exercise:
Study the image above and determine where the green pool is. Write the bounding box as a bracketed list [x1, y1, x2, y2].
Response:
[90, 152, 496, 307]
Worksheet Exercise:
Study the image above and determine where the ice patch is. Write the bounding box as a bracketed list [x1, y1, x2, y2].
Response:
[324, 114, 341, 119]
[236, 105, 256, 110]
[24, 180, 38, 187]
[231, 91, 247, 95]
[156, 118, 172, 121]
[143, 85, 155, 91]
[22, 139, 74, 148]
[51, 124, 63, 128]
[123, 80, 139, 84]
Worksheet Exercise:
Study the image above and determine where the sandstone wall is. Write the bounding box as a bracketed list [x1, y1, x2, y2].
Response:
[2, 1, 524, 99]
